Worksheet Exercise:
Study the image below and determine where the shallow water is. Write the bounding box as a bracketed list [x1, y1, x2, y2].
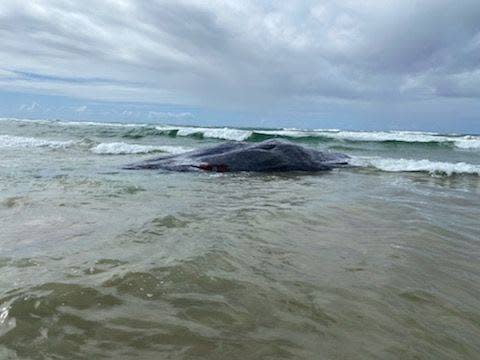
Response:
[1, 119, 480, 359]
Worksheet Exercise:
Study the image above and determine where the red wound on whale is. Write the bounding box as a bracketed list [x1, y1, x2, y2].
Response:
[199, 163, 213, 171]
[199, 163, 229, 172]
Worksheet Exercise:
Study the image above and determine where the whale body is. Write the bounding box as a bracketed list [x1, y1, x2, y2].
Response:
[124, 139, 349, 172]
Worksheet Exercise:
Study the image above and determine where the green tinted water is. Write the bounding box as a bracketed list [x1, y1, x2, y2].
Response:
[1, 119, 479, 359]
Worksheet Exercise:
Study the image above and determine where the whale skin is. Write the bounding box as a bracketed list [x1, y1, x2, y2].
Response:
[123, 139, 350, 172]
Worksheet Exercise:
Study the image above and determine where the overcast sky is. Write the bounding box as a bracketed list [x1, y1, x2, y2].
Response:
[1, 0, 479, 132]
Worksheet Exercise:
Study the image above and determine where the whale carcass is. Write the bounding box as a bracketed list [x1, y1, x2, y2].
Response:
[124, 139, 349, 172]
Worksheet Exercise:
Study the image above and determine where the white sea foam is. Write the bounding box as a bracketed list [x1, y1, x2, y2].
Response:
[318, 131, 480, 149]
[161, 126, 471, 149]
[1, 117, 149, 128]
[155, 125, 480, 149]
[0, 135, 74, 149]
[258, 129, 480, 149]
[91, 142, 191, 155]
[156, 126, 252, 141]
[0, 302, 16, 337]
[350, 156, 480, 176]
[255, 128, 341, 138]
[255, 129, 319, 138]
[188, 127, 251, 141]
[454, 136, 480, 149]
[60, 121, 148, 128]
[4, 118, 480, 149]
[316, 130, 445, 142]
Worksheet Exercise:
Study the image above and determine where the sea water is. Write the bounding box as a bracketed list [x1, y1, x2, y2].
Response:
[0, 118, 479, 359]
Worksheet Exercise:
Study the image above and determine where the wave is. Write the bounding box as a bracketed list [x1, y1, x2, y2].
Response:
[3, 118, 480, 149]
[350, 156, 480, 176]
[454, 136, 480, 149]
[156, 126, 480, 149]
[0, 133, 191, 155]
[0, 135, 74, 149]
[91, 142, 192, 155]
[1, 117, 149, 128]
[311, 131, 480, 150]
[314, 130, 444, 143]
[251, 129, 480, 150]
[154, 126, 252, 141]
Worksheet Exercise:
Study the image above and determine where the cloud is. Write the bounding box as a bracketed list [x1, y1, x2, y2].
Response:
[19, 101, 40, 111]
[148, 111, 193, 120]
[0, 0, 479, 112]
[0, 69, 17, 79]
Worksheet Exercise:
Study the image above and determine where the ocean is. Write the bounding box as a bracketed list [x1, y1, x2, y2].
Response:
[1, 118, 479, 359]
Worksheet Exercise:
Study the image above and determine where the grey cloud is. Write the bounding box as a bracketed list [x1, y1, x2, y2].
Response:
[0, 0, 479, 111]
[148, 111, 193, 120]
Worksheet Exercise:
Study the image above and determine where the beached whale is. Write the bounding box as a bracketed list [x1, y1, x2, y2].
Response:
[124, 139, 349, 172]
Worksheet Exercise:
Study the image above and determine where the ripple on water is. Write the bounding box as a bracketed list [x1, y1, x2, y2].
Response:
[83, 259, 128, 276]
[0, 259, 318, 358]
[119, 213, 203, 244]
[1, 243, 480, 359]
[1, 196, 28, 209]
[0, 283, 122, 359]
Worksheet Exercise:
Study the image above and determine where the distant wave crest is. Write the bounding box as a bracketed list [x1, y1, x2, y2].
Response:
[0, 135, 74, 149]
[350, 157, 480, 176]
[91, 142, 192, 155]
[2, 118, 480, 149]
[154, 125, 480, 149]
[154, 126, 252, 141]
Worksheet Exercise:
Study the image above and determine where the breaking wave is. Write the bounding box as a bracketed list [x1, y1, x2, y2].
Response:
[154, 126, 252, 141]
[0, 134, 191, 155]
[350, 157, 480, 176]
[308, 130, 480, 150]
[0, 135, 74, 149]
[153, 127, 480, 149]
[453, 136, 480, 149]
[2, 118, 480, 149]
[91, 142, 192, 155]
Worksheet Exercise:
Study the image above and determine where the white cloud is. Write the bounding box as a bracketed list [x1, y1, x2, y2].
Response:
[20, 101, 40, 111]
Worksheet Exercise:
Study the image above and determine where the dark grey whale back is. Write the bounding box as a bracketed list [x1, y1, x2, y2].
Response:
[124, 139, 349, 172]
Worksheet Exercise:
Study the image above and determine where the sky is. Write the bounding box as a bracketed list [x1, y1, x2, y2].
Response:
[0, 0, 480, 132]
